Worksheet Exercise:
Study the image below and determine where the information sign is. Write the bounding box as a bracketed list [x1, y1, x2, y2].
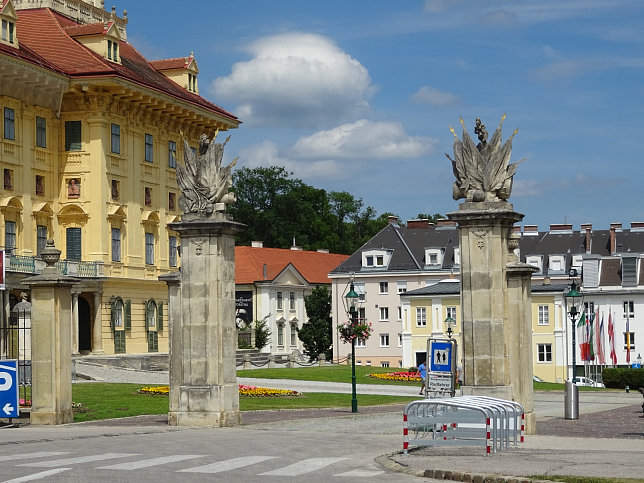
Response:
[0, 360, 19, 418]
[429, 340, 453, 373]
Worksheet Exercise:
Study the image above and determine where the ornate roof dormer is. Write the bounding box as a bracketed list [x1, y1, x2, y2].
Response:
[150, 52, 199, 94]
[1, 0, 19, 49]
[65, 20, 122, 64]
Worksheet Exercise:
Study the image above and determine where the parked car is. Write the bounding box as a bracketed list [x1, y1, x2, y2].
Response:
[533, 375, 545, 382]
[568, 376, 604, 387]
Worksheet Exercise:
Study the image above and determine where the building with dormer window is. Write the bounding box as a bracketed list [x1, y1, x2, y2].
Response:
[0, 0, 239, 356]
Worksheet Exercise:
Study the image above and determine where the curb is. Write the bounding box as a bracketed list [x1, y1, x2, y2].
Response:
[375, 450, 554, 483]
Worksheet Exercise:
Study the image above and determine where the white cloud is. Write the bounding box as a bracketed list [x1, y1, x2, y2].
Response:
[290, 120, 438, 160]
[211, 33, 374, 128]
[411, 86, 461, 106]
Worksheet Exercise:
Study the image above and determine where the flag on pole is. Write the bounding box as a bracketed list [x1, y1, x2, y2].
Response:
[588, 308, 597, 361]
[578, 309, 589, 361]
[608, 311, 617, 365]
[597, 312, 605, 365]
[626, 315, 631, 364]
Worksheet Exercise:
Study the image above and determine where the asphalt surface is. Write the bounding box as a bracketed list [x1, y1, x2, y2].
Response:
[44, 361, 644, 481]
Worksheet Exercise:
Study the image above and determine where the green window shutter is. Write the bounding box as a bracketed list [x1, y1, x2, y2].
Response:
[148, 331, 158, 352]
[64, 120, 81, 151]
[157, 302, 163, 331]
[145, 300, 151, 330]
[124, 299, 131, 330]
[110, 298, 116, 332]
[115, 331, 126, 354]
[66, 227, 82, 261]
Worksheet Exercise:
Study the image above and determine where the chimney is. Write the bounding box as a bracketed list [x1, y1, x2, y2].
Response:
[436, 219, 457, 228]
[524, 225, 538, 236]
[610, 226, 616, 254]
[549, 223, 573, 233]
[512, 226, 522, 235]
[251, 241, 263, 248]
[317, 248, 329, 253]
[387, 215, 399, 225]
[610, 222, 622, 232]
[406, 219, 430, 229]
[581, 224, 592, 253]
[290, 246, 302, 251]
[631, 221, 644, 232]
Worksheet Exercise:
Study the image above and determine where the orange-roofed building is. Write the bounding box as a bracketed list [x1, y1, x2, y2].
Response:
[0, 0, 238, 357]
[235, 242, 348, 357]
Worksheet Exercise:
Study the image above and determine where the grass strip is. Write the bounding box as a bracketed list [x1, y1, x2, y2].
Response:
[71, 383, 416, 423]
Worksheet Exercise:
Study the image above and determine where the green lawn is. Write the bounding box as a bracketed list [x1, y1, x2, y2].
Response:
[237, 365, 418, 386]
[71, 383, 416, 423]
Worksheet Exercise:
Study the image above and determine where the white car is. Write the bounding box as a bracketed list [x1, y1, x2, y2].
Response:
[568, 376, 604, 388]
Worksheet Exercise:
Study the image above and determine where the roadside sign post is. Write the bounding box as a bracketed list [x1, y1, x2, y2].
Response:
[0, 360, 20, 419]
[425, 338, 457, 397]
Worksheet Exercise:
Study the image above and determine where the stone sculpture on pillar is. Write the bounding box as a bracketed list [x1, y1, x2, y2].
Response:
[164, 131, 244, 427]
[446, 116, 536, 434]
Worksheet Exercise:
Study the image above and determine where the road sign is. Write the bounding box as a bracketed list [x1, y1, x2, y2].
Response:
[0, 360, 19, 418]
[428, 374, 452, 392]
[429, 340, 453, 373]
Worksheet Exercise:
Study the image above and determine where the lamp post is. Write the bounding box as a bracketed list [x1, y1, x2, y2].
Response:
[345, 281, 359, 413]
[565, 277, 583, 384]
[444, 315, 455, 339]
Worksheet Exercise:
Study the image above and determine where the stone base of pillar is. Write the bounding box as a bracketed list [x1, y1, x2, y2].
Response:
[90, 350, 105, 355]
[461, 385, 536, 434]
[168, 384, 241, 427]
[30, 410, 73, 425]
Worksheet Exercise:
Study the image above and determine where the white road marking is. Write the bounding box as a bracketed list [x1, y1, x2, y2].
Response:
[335, 468, 386, 477]
[178, 455, 278, 474]
[2, 468, 71, 482]
[17, 453, 134, 468]
[97, 454, 205, 470]
[259, 457, 348, 476]
[0, 452, 69, 462]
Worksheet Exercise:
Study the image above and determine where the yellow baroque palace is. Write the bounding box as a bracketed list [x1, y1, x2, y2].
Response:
[0, 0, 239, 355]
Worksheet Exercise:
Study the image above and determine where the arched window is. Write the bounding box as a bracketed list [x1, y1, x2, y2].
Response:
[277, 324, 284, 347]
[290, 324, 297, 346]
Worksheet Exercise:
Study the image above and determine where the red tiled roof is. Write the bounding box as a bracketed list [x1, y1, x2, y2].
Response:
[150, 57, 192, 71]
[10, 8, 238, 122]
[65, 22, 111, 37]
[236, 246, 349, 285]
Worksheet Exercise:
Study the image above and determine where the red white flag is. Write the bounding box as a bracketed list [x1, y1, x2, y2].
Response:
[597, 312, 605, 365]
[608, 311, 617, 365]
[626, 316, 631, 364]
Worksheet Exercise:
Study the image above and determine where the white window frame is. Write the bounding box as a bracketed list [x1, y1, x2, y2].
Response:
[446, 306, 457, 321]
[379, 306, 389, 322]
[537, 343, 552, 363]
[380, 333, 390, 348]
[397, 281, 407, 293]
[356, 338, 366, 348]
[379, 281, 388, 294]
[416, 307, 426, 327]
[538, 305, 549, 326]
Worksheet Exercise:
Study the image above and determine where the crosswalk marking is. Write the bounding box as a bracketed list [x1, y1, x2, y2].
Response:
[0, 452, 69, 462]
[178, 455, 277, 474]
[97, 454, 205, 470]
[17, 453, 134, 468]
[335, 468, 385, 477]
[259, 457, 348, 476]
[2, 467, 71, 483]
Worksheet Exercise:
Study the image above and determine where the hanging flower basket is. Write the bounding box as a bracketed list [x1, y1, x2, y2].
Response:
[338, 319, 373, 344]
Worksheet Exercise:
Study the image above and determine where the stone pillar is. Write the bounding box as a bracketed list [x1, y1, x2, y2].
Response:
[71, 290, 79, 355]
[165, 215, 243, 427]
[449, 202, 536, 433]
[91, 291, 104, 354]
[24, 240, 75, 425]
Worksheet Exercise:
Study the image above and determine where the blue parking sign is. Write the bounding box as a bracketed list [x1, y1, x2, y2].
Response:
[0, 360, 19, 418]
[429, 340, 453, 373]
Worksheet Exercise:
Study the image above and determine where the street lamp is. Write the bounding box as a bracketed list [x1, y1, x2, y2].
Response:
[444, 315, 455, 339]
[565, 275, 583, 384]
[344, 280, 360, 413]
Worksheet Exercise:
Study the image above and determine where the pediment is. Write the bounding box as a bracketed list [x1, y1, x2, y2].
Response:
[272, 263, 307, 286]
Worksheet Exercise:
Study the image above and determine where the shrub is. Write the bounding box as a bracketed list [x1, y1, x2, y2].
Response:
[602, 368, 644, 389]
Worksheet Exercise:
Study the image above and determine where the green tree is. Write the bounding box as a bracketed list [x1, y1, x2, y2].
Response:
[253, 316, 271, 350]
[299, 285, 333, 361]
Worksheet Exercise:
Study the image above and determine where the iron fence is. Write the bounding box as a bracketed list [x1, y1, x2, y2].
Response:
[0, 308, 31, 408]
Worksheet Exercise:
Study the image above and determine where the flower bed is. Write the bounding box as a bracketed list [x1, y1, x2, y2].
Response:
[138, 385, 299, 397]
[368, 372, 421, 382]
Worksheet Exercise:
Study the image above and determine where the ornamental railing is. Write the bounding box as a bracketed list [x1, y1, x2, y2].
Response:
[7, 254, 103, 278]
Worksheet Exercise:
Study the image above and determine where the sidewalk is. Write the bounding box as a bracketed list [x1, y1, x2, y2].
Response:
[71, 361, 644, 481]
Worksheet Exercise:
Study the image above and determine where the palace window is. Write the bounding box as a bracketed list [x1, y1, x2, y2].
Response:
[5, 220, 16, 251]
[36, 117, 46, 148]
[111, 123, 120, 154]
[66, 227, 81, 261]
[277, 324, 284, 346]
[3, 107, 14, 140]
[379, 306, 389, 322]
[169, 236, 178, 267]
[145, 133, 154, 162]
[380, 333, 390, 347]
[65, 121, 82, 151]
[36, 225, 47, 256]
[168, 192, 176, 211]
[276, 291, 283, 310]
[446, 306, 457, 321]
[289, 291, 295, 310]
[290, 324, 297, 346]
[111, 228, 121, 262]
[379, 281, 388, 294]
[144, 187, 152, 207]
[107, 39, 118, 62]
[145, 232, 155, 265]
[168, 140, 177, 168]
[416, 307, 426, 327]
[1, 19, 16, 45]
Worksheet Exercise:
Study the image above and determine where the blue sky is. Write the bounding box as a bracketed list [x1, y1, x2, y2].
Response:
[123, 0, 643, 231]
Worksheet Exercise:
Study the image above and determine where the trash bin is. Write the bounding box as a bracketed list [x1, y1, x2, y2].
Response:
[564, 380, 579, 420]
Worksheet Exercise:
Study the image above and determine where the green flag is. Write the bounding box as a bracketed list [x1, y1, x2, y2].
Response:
[576, 309, 586, 328]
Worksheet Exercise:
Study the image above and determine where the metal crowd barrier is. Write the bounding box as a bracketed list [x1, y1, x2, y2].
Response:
[403, 396, 525, 455]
